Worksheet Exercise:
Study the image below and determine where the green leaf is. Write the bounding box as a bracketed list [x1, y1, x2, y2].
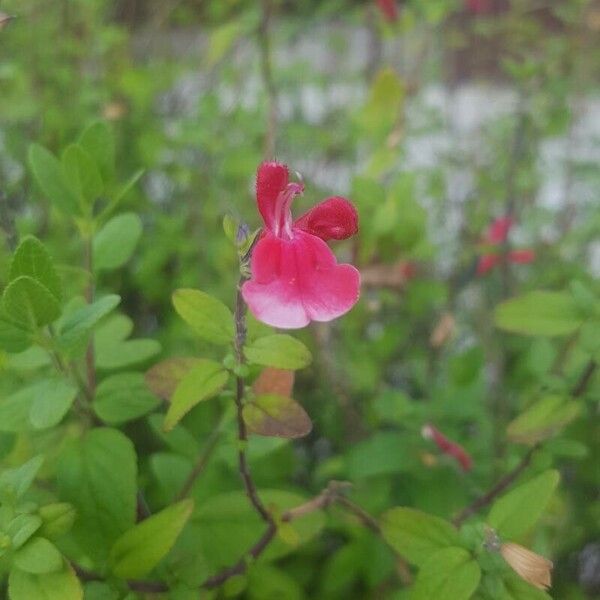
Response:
[112, 169, 144, 206]
[10, 236, 62, 301]
[13, 537, 63, 574]
[192, 490, 325, 572]
[172, 289, 234, 345]
[2, 276, 61, 329]
[243, 395, 312, 439]
[502, 570, 552, 599]
[380, 507, 460, 565]
[79, 121, 115, 182]
[358, 68, 405, 138]
[507, 396, 581, 444]
[164, 360, 229, 431]
[0, 386, 36, 433]
[411, 547, 481, 600]
[488, 470, 560, 539]
[0, 317, 31, 353]
[58, 295, 120, 350]
[245, 335, 312, 370]
[38, 503, 76, 540]
[0, 455, 44, 502]
[28, 144, 80, 215]
[93, 213, 143, 272]
[109, 499, 194, 579]
[93, 372, 160, 425]
[62, 144, 103, 208]
[56, 428, 137, 564]
[8, 564, 83, 600]
[28, 378, 78, 430]
[145, 357, 204, 401]
[494, 292, 583, 336]
[7, 515, 43, 548]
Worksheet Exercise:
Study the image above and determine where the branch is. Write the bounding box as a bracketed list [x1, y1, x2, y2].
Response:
[233, 275, 273, 525]
[453, 359, 597, 527]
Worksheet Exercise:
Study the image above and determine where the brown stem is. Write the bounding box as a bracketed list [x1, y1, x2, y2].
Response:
[452, 443, 540, 527]
[453, 359, 597, 527]
[233, 277, 273, 524]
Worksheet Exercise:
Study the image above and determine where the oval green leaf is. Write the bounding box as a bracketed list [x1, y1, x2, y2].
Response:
[245, 334, 312, 370]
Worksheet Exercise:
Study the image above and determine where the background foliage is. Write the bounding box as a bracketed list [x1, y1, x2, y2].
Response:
[0, 0, 599, 598]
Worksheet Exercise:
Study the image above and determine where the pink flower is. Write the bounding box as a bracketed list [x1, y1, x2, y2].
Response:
[477, 216, 535, 276]
[375, 0, 399, 22]
[422, 424, 473, 472]
[466, 0, 494, 14]
[242, 162, 360, 329]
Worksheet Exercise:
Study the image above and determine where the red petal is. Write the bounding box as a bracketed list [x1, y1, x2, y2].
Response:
[294, 197, 359, 242]
[509, 249, 535, 264]
[486, 217, 514, 244]
[256, 161, 289, 230]
[476, 254, 500, 275]
[242, 231, 360, 329]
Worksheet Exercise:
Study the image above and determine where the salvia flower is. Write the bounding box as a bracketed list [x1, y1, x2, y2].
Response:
[421, 423, 473, 471]
[242, 161, 360, 329]
[500, 542, 553, 590]
[375, 0, 399, 22]
[477, 216, 535, 276]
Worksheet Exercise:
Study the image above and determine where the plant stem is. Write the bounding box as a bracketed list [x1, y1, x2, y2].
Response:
[233, 275, 273, 524]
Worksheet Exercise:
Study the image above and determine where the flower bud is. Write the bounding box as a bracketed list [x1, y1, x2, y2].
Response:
[500, 542, 553, 590]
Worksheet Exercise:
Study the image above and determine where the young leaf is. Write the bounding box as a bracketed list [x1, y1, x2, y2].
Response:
[93, 372, 160, 425]
[0, 455, 44, 502]
[79, 121, 115, 182]
[245, 335, 312, 370]
[2, 276, 61, 329]
[0, 317, 31, 353]
[488, 470, 560, 539]
[0, 386, 36, 432]
[93, 213, 143, 272]
[8, 564, 83, 600]
[494, 291, 583, 336]
[58, 294, 120, 350]
[172, 289, 234, 345]
[29, 378, 78, 430]
[163, 360, 229, 432]
[38, 503, 76, 540]
[56, 428, 137, 564]
[13, 538, 63, 574]
[28, 144, 81, 215]
[9, 236, 62, 301]
[7, 515, 43, 549]
[62, 144, 103, 208]
[411, 547, 481, 600]
[109, 499, 194, 579]
[380, 507, 460, 565]
[145, 357, 204, 400]
[243, 394, 312, 439]
[507, 396, 581, 444]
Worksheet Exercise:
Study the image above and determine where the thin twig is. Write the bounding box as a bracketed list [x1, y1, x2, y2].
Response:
[572, 360, 596, 398]
[233, 275, 273, 524]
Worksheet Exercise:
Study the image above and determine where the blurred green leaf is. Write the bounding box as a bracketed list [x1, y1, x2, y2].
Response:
[79, 121, 115, 182]
[245, 335, 311, 370]
[9, 236, 62, 301]
[494, 292, 583, 336]
[29, 378, 78, 430]
[93, 372, 160, 425]
[38, 503, 76, 540]
[6, 515, 43, 549]
[243, 394, 312, 439]
[411, 547, 480, 600]
[380, 507, 460, 566]
[488, 470, 560, 539]
[8, 565, 82, 600]
[145, 357, 204, 401]
[0, 317, 31, 353]
[62, 144, 103, 209]
[93, 213, 143, 272]
[358, 68, 404, 138]
[28, 144, 80, 215]
[56, 428, 137, 564]
[172, 289, 234, 346]
[109, 499, 194, 579]
[0, 455, 44, 502]
[164, 360, 229, 432]
[2, 276, 61, 330]
[507, 396, 580, 445]
[13, 537, 63, 574]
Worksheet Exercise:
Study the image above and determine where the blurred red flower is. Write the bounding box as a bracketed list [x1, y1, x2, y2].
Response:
[477, 216, 535, 276]
[242, 162, 360, 329]
[465, 0, 494, 14]
[375, 0, 399, 22]
[422, 424, 473, 471]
